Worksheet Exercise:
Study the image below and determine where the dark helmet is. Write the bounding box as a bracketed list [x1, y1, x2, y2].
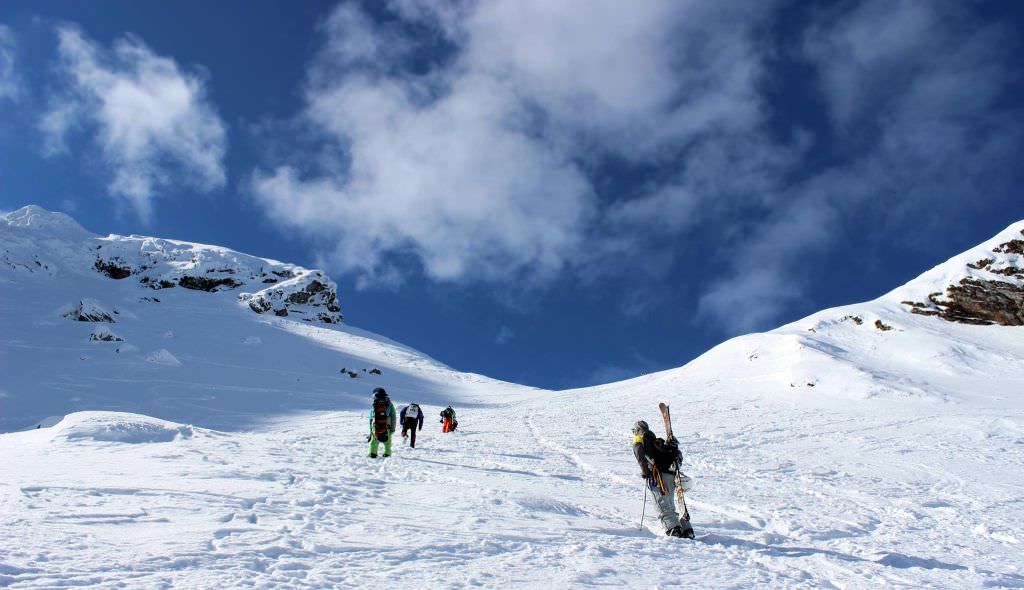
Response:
[373, 387, 388, 399]
[632, 420, 649, 434]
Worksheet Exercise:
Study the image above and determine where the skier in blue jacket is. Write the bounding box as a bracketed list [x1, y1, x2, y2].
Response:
[399, 403, 424, 448]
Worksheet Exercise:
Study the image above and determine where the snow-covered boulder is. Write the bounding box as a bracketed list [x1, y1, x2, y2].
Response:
[89, 326, 123, 342]
[62, 299, 115, 323]
[145, 349, 182, 367]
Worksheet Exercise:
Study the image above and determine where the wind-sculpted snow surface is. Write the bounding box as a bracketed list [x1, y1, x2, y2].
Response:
[1, 207, 1023, 588]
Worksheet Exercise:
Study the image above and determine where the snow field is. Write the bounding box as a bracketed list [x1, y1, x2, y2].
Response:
[2, 377, 1023, 589]
[3, 208, 1023, 588]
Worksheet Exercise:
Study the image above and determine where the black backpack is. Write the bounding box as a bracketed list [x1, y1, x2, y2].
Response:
[372, 397, 390, 442]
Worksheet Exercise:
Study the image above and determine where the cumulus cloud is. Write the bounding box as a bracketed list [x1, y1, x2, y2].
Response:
[0, 25, 21, 102]
[254, 0, 1020, 335]
[41, 25, 227, 221]
[252, 0, 770, 287]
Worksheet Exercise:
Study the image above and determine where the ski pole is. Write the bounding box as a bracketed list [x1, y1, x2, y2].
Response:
[639, 481, 648, 530]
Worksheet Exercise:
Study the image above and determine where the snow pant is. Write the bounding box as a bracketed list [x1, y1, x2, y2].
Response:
[649, 471, 692, 533]
[442, 417, 454, 433]
[369, 431, 393, 457]
[401, 417, 418, 447]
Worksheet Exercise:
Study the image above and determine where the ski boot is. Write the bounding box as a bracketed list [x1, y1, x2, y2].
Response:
[667, 526, 685, 538]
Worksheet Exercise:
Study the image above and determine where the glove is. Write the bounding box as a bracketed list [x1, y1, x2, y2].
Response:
[640, 471, 652, 480]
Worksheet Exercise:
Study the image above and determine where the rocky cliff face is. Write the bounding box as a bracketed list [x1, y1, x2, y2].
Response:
[900, 229, 1024, 326]
[2, 205, 344, 324]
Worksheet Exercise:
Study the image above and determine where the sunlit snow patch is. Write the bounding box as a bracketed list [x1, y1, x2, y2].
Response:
[145, 348, 182, 366]
[54, 412, 194, 443]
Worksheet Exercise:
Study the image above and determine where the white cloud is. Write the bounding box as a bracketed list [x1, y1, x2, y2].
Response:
[696, 0, 1020, 333]
[41, 25, 227, 222]
[495, 326, 514, 345]
[252, 0, 771, 287]
[0, 25, 21, 102]
[697, 195, 836, 333]
[253, 1, 1020, 335]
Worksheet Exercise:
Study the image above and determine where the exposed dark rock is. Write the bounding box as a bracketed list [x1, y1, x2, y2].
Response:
[286, 280, 328, 305]
[902, 232, 1024, 326]
[274, 308, 289, 317]
[910, 278, 1024, 325]
[369, 368, 382, 375]
[90, 331, 123, 342]
[874, 320, 893, 331]
[262, 278, 278, 283]
[64, 301, 115, 323]
[992, 238, 1024, 255]
[248, 298, 272, 314]
[94, 257, 133, 279]
[178, 275, 241, 292]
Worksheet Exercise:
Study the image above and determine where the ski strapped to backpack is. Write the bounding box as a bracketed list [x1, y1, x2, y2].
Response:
[659, 403, 691, 523]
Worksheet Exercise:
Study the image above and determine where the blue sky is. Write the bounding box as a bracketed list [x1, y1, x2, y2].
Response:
[2, 0, 1023, 389]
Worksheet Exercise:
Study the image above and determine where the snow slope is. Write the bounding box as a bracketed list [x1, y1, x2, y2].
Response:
[2, 207, 1023, 588]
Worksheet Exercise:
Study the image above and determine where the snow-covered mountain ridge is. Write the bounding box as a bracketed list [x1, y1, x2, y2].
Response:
[2, 205, 343, 324]
[1, 205, 522, 433]
[2, 207, 1023, 588]
[890, 221, 1024, 325]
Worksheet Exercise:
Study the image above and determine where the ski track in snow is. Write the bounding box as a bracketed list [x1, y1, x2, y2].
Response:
[2, 396, 1023, 589]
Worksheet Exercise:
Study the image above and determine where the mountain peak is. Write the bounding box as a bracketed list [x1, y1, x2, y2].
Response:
[2, 205, 94, 239]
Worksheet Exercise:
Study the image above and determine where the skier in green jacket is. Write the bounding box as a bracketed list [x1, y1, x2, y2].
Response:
[369, 387, 397, 458]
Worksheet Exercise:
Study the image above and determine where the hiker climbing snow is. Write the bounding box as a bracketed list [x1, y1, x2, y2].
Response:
[633, 419, 694, 538]
[399, 402, 424, 448]
[368, 387, 397, 458]
[439, 405, 458, 433]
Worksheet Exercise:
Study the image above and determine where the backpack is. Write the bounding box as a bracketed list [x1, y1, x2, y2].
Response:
[372, 398, 391, 442]
[406, 404, 420, 420]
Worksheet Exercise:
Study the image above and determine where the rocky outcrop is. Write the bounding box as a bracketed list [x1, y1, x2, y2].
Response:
[177, 275, 241, 292]
[64, 299, 116, 323]
[239, 271, 344, 324]
[902, 230, 1024, 326]
[87, 236, 343, 323]
[93, 257, 132, 279]
[2, 205, 345, 325]
[90, 326, 124, 341]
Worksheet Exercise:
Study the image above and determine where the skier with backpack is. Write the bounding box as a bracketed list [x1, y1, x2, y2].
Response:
[439, 405, 458, 433]
[368, 387, 397, 458]
[399, 402, 424, 448]
[633, 419, 694, 538]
